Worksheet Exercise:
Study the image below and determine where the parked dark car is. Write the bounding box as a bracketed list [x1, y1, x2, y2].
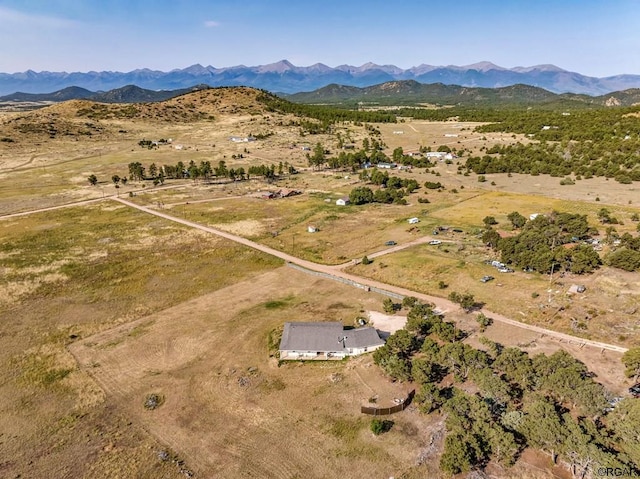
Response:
[480, 275, 494, 283]
[385, 240, 397, 246]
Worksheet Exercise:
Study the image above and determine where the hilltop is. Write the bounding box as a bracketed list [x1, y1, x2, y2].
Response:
[0, 87, 278, 146]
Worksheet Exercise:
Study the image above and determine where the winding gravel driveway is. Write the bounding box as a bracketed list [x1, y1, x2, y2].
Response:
[113, 197, 627, 354]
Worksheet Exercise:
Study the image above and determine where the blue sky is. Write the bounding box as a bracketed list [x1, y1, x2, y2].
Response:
[0, 0, 638, 76]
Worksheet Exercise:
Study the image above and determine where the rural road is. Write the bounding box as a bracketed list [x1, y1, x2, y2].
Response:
[112, 197, 627, 354]
[0, 197, 107, 219]
[0, 183, 189, 220]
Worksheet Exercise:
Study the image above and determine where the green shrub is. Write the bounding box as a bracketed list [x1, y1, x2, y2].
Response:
[370, 419, 393, 435]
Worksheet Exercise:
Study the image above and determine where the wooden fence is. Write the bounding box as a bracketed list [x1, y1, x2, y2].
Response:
[286, 262, 405, 300]
[361, 390, 415, 416]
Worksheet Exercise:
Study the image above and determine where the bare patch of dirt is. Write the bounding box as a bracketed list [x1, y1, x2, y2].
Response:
[368, 310, 407, 336]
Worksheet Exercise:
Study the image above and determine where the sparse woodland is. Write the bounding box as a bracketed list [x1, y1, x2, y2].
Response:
[374, 302, 640, 476]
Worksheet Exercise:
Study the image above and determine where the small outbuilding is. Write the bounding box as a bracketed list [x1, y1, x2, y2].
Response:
[568, 284, 586, 294]
[336, 197, 350, 206]
[307, 225, 318, 233]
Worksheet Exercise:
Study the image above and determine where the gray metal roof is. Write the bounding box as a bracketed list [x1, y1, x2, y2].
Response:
[344, 327, 385, 349]
[279, 322, 383, 352]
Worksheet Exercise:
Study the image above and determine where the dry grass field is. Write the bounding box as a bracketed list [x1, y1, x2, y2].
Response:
[0, 204, 281, 478]
[1, 89, 638, 478]
[69, 268, 426, 478]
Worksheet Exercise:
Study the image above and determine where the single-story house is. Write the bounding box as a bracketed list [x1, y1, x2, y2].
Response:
[336, 197, 350, 206]
[377, 162, 397, 169]
[408, 217, 420, 224]
[425, 151, 456, 161]
[279, 322, 385, 360]
[229, 136, 256, 142]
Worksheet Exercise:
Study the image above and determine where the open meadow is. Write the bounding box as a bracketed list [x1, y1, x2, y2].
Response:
[0, 203, 281, 477]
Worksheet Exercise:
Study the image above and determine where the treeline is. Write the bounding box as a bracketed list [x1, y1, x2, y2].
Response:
[388, 104, 640, 184]
[373, 302, 639, 476]
[474, 106, 640, 142]
[121, 160, 293, 183]
[256, 91, 396, 128]
[465, 140, 640, 184]
[453, 106, 640, 184]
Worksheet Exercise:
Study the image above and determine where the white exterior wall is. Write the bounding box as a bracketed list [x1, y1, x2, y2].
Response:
[348, 344, 384, 355]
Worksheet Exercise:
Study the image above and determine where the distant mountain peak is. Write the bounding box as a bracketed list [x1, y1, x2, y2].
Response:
[512, 64, 567, 73]
[462, 61, 506, 72]
[257, 60, 295, 73]
[182, 64, 210, 75]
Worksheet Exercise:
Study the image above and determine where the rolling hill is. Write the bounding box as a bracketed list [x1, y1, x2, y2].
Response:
[0, 87, 279, 146]
[286, 81, 640, 108]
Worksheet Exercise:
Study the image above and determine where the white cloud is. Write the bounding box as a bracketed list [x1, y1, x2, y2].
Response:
[204, 20, 220, 28]
[0, 6, 77, 28]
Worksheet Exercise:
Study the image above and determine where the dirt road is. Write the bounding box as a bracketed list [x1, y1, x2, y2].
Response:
[112, 197, 627, 354]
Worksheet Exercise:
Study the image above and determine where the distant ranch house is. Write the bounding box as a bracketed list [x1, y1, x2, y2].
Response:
[376, 162, 397, 169]
[229, 136, 256, 143]
[336, 197, 350, 206]
[279, 322, 385, 360]
[425, 152, 456, 161]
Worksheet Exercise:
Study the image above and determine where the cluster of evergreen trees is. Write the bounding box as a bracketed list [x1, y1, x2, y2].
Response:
[480, 210, 640, 273]
[482, 211, 602, 274]
[348, 170, 420, 205]
[306, 138, 391, 170]
[373, 302, 639, 476]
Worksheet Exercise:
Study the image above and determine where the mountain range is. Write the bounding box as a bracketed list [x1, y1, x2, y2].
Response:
[2, 60, 640, 97]
[3, 81, 639, 109]
[286, 81, 640, 107]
